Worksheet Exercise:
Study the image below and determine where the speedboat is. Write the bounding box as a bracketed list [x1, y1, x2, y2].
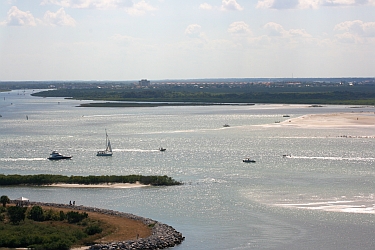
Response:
[159, 147, 166, 151]
[243, 158, 256, 163]
[48, 151, 72, 160]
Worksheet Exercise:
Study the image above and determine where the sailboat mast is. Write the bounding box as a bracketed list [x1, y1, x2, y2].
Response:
[105, 129, 108, 148]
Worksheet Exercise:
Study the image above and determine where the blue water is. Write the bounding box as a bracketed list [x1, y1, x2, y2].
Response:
[1, 89, 375, 249]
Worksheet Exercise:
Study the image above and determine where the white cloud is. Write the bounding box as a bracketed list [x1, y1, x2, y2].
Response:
[199, 3, 213, 10]
[40, 0, 131, 9]
[334, 20, 375, 43]
[1, 6, 38, 26]
[263, 22, 286, 36]
[257, 0, 375, 9]
[228, 21, 252, 36]
[264, 22, 312, 38]
[335, 32, 357, 43]
[221, 0, 244, 11]
[41, 0, 156, 14]
[44, 8, 76, 26]
[335, 20, 375, 36]
[298, 0, 325, 9]
[111, 34, 140, 45]
[257, 0, 299, 9]
[125, 0, 157, 15]
[185, 24, 204, 38]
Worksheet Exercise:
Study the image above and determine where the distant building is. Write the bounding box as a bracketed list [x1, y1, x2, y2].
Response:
[138, 79, 150, 87]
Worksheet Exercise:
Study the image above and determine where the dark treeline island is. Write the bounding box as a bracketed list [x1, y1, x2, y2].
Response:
[34, 88, 375, 106]
[23, 77, 375, 105]
[2, 77, 375, 105]
[0, 174, 182, 186]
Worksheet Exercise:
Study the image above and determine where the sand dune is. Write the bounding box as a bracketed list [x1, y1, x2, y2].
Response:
[46, 182, 149, 188]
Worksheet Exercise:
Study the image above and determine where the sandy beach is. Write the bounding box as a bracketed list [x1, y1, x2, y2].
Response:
[46, 182, 149, 188]
[280, 112, 375, 127]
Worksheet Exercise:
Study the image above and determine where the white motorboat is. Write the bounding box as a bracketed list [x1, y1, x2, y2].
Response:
[48, 151, 72, 160]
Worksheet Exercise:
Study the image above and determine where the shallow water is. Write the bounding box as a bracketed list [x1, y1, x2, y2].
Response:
[1, 89, 375, 249]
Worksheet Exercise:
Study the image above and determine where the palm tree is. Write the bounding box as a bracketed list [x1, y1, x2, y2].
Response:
[0, 195, 10, 207]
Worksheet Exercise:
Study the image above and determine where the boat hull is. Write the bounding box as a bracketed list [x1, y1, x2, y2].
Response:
[97, 151, 112, 156]
[243, 159, 256, 163]
[48, 156, 72, 160]
[96, 153, 113, 156]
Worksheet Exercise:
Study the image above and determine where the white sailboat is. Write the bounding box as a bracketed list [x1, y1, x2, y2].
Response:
[97, 130, 113, 156]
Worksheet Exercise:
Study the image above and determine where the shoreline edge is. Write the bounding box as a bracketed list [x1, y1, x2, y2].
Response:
[29, 201, 185, 250]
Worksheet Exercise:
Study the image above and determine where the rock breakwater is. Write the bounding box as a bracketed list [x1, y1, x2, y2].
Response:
[30, 202, 184, 250]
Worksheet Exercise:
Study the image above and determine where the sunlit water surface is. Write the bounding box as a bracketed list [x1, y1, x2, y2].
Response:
[1, 89, 375, 249]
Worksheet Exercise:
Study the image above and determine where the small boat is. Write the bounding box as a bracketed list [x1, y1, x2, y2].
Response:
[223, 124, 230, 127]
[97, 130, 113, 156]
[283, 115, 290, 117]
[283, 154, 292, 158]
[159, 147, 166, 151]
[243, 158, 256, 163]
[48, 151, 72, 160]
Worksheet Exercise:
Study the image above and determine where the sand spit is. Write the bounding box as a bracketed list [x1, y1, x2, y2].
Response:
[281, 112, 375, 128]
[46, 182, 149, 189]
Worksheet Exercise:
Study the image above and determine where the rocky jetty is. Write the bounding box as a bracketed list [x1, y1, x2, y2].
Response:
[30, 202, 184, 250]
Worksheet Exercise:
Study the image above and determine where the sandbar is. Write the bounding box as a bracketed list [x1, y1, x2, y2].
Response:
[280, 112, 375, 128]
[46, 182, 149, 188]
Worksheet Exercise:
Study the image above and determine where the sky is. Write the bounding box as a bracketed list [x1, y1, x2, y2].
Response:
[0, 0, 375, 81]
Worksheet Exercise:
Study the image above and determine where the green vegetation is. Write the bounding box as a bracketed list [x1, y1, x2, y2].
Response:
[1, 195, 10, 207]
[0, 174, 182, 186]
[0, 204, 106, 250]
[7, 206, 27, 224]
[31, 87, 375, 105]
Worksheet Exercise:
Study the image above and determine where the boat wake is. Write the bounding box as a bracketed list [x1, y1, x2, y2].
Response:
[113, 149, 158, 152]
[285, 156, 375, 161]
[0, 157, 46, 162]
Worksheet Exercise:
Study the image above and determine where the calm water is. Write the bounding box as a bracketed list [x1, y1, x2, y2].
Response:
[1, 89, 375, 249]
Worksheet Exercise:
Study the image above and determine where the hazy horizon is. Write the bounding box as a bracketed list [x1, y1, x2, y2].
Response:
[1, 0, 375, 81]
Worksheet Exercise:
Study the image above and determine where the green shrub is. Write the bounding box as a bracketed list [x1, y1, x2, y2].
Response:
[0, 206, 6, 213]
[44, 209, 60, 221]
[7, 206, 27, 224]
[66, 211, 88, 224]
[0, 195, 10, 207]
[28, 206, 44, 221]
[85, 224, 103, 235]
[59, 211, 65, 221]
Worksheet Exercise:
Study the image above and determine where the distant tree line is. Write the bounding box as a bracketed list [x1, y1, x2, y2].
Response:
[0, 174, 182, 186]
[31, 87, 375, 105]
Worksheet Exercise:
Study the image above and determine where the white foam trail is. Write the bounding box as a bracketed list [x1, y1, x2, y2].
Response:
[0, 158, 46, 161]
[112, 149, 158, 152]
[285, 156, 375, 161]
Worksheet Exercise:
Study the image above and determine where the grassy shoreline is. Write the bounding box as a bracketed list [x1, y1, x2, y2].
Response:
[0, 203, 152, 250]
[0, 174, 182, 186]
